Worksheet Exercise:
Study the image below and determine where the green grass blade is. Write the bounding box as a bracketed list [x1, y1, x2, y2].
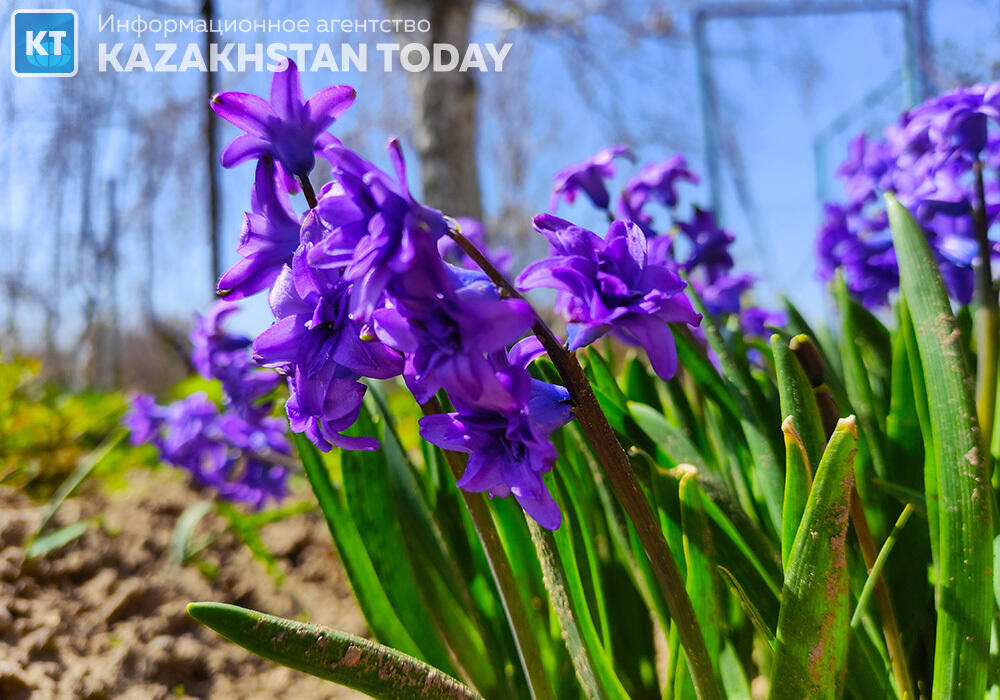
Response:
[851, 504, 916, 630]
[187, 603, 482, 699]
[886, 193, 993, 699]
[34, 428, 126, 538]
[25, 521, 90, 559]
[770, 417, 857, 700]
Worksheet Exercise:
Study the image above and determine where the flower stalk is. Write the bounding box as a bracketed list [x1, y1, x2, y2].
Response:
[444, 226, 723, 700]
[420, 396, 556, 700]
[972, 160, 998, 469]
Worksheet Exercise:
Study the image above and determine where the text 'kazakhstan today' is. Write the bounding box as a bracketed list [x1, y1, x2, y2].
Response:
[98, 42, 513, 73]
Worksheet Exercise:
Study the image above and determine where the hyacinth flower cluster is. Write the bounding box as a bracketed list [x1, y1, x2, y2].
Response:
[124, 302, 292, 508]
[206, 60, 717, 529]
[817, 83, 1000, 308]
[544, 145, 783, 347]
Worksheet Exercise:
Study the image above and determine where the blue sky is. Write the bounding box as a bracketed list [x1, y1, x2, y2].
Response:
[3, 0, 999, 347]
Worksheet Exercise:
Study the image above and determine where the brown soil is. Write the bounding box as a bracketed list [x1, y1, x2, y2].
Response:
[0, 469, 366, 699]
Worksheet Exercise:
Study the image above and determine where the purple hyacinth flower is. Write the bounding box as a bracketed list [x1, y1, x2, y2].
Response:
[372, 279, 534, 406]
[677, 207, 735, 284]
[190, 301, 282, 420]
[694, 272, 756, 317]
[740, 306, 785, 340]
[518, 214, 702, 381]
[908, 83, 1000, 161]
[309, 139, 452, 319]
[211, 59, 356, 176]
[618, 155, 699, 225]
[218, 158, 302, 299]
[837, 134, 894, 205]
[418, 350, 573, 530]
[551, 145, 632, 212]
[254, 259, 402, 451]
[124, 394, 165, 446]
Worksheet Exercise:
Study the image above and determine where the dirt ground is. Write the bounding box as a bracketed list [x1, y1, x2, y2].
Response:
[0, 470, 367, 699]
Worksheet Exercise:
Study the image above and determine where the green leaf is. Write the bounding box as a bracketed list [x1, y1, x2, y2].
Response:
[771, 417, 857, 700]
[771, 334, 826, 468]
[529, 518, 629, 700]
[685, 290, 784, 536]
[886, 193, 993, 699]
[341, 407, 458, 677]
[35, 429, 125, 538]
[25, 520, 90, 559]
[291, 432, 422, 658]
[187, 603, 482, 699]
[628, 401, 706, 470]
[850, 504, 916, 629]
[674, 470, 721, 696]
[834, 275, 889, 522]
[780, 418, 812, 570]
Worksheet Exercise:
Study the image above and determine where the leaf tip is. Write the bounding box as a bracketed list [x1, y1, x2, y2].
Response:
[837, 415, 858, 437]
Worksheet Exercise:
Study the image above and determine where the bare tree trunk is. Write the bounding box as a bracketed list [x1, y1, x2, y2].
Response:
[202, 0, 221, 294]
[385, 0, 483, 220]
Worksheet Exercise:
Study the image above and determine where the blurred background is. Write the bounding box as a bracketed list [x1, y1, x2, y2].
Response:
[2, 0, 998, 392]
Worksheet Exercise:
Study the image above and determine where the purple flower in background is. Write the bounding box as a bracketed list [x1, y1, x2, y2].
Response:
[695, 272, 755, 317]
[677, 207, 735, 284]
[124, 392, 291, 509]
[837, 134, 894, 205]
[419, 347, 573, 530]
[218, 158, 302, 299]
[908, 83, 1000, 162]
[125, 301, 292, 508]
[618, 155, 699, 226]
[740, 306, 785, 340]
[518, 214, 701, 381]
[123, 394, 165, 445]
[190, 302, 281, 420]
[211, 59, 355, 176]
[550, 145, 632, 212]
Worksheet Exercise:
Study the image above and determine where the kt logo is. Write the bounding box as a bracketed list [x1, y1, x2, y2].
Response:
[11, 9, 77, 77]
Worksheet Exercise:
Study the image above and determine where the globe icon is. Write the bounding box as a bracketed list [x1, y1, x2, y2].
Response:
[25, 35, 73, 70]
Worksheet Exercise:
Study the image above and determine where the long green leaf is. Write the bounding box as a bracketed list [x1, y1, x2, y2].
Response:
[341, 407, 458, 677]
[187, 603, 481, 699]
[770, 417, 857, 700]
[291, 432, 422, 658]
[886, 193, 993, 699]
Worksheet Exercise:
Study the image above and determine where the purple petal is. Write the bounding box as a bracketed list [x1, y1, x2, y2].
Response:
[221, 133, 271, 168]
[306, 85, 357, 132]
[211, 92, 274, 135]
[269, 59, 305, 121]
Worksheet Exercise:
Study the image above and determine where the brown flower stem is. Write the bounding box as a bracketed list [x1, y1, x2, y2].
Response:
[443, 226, 723, 700]
[419, 397, 556, 700]
[849, 487, 915, 699]
[299, 173, 319, 209]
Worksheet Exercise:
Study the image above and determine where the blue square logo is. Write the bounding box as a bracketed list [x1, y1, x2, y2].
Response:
[11, 9, 77, 77]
